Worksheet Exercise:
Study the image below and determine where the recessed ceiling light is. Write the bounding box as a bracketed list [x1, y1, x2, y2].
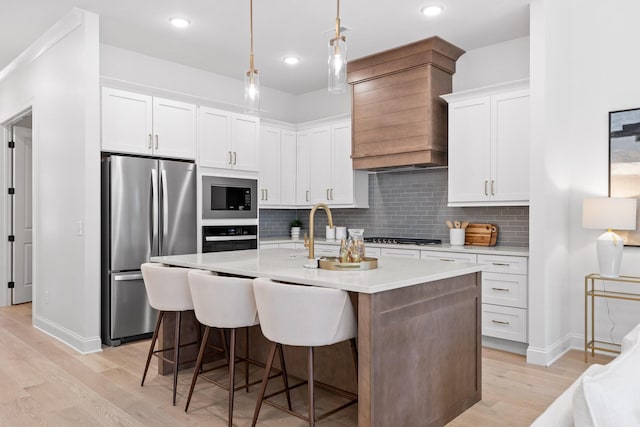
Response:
[169, 17, 191, 28]
[421, 5, 443, 17]
[283, 56, 301, 65]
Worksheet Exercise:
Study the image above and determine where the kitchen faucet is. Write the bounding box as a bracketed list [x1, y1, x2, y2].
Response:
[304, 203, 334, 260]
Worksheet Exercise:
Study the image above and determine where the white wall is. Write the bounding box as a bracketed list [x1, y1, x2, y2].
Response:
[0, 9, 102, 353]
[100, 44, 297, 123]
[453, 36, 530, 92]
[293, 87, 351, 123]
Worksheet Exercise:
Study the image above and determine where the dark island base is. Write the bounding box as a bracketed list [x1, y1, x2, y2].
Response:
[158, 272, 482, 427]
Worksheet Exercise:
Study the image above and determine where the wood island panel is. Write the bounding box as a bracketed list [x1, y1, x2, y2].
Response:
[358, 272, 482, 427]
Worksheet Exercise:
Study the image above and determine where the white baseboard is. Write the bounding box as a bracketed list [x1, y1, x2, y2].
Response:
[34, 314, 102, 354]
[526, 333, 575, 366]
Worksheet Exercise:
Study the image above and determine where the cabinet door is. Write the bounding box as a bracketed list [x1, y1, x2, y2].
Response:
[152, 97, 197, 159]
[296, 131, 311, 206]
[308, 127, 332, 204]
[330, 122, 354, 205]
[491, 90, 529, 203]
[198, 107, 232, 168]
[102, 87, 153, 155]
[232, 114, 259, 172]
[280, 130, 297, 205]
[448, 96, 491, 203]
[259, 126, 281, 206]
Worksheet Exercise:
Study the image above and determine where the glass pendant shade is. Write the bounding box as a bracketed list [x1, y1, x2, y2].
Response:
[244, 69, 260, 113]
[328, 37, 347, 94]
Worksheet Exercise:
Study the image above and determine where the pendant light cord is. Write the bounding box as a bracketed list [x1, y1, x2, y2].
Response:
[249, 0, 255, 71]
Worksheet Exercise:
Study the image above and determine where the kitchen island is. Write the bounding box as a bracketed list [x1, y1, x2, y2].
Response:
[152, 249, 485, 427]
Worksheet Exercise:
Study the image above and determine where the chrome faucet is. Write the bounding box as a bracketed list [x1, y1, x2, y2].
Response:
[305, 203, 334, 259]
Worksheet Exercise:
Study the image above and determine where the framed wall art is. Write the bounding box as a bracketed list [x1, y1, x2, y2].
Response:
[609, 107, 640, 246]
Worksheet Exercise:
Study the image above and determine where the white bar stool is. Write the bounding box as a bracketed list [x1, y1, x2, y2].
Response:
[140, 262, 199, 406]
[185, 271, 292, 426]
[251, 278, 358, 427]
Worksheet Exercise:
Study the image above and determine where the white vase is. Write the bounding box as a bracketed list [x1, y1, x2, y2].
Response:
[291, 227, 301, 240]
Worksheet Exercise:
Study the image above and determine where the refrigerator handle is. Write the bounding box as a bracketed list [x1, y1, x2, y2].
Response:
[151, 168, 158, 255]
[161, 169, 169, 254]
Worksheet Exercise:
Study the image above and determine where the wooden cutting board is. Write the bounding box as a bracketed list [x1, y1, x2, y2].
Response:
[464, 223, 498, 246]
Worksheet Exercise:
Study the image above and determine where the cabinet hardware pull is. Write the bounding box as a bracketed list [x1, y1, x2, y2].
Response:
[330, 188, 334, 200]
[228, 151, 233, 165]
[491, 287, 510, 292]
[326, 189, 330, 200]
[492, 262, 510, 266]
[439, 258, 455, 262]
[233, 151, 237, 165]
[306, 190, 310, 202]
[148, 134, 152, 149]
[492, 320, 510, 325]
[154, 134, 159, 150]
[484, 180, 488, 196]
[265, 189, 268, 200]
[491, 180, 495, 195]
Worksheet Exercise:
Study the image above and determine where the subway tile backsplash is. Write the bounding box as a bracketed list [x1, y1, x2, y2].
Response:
[259, 168, 529, 247]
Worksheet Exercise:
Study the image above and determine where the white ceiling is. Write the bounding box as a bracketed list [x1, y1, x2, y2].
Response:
[0, 0, 530, 94]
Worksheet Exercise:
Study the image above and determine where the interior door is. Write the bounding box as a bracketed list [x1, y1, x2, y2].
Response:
[12, 124, 33, 304]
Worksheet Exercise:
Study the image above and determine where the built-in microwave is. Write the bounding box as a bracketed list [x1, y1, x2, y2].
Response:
[202, 176, 258, 220]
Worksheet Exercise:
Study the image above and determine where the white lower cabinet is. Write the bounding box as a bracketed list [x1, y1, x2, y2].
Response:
[478, 254, 528, 343]
[381, 248, 420, 259]
[420, 250, 477, 263]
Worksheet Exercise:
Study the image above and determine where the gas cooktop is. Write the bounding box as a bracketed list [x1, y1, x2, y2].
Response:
[364, 237, 442, 246]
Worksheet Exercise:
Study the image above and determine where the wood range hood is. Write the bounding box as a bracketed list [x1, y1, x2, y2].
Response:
[347, 36, 465, 170]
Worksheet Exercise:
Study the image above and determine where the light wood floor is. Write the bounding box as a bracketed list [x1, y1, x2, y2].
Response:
[0, 303, 611, 426]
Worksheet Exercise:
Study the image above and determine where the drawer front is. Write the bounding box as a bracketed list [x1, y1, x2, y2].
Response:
[482, 272, 527, 309]
[278, 242, 296, 249]
[421, 250, 477, 263]
[365, 246, 381, 257]
[478, 254, 527, 275]
[381, 248, 420, 259]
[260, 243, 279, 250]
[314, 244, 338, 256]
[482, 304, 527, 342]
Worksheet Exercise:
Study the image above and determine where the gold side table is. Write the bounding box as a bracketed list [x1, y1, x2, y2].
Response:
[584, 273, 640, 362]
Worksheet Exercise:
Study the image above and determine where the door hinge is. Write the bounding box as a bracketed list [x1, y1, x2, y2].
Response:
[8, 235, 15, 242]
[8, 187, 15, 195]
[7, 282, 14, 289]
[8, 141, 15, 149]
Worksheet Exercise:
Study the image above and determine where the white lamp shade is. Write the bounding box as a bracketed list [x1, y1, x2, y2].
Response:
[583, 197, 637, 230]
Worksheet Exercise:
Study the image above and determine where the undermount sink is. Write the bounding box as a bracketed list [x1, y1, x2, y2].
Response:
[318, 257, 378, 271]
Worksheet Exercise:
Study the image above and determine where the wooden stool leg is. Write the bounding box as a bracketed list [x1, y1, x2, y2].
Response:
[251, 342, 278, 427]
[308, 346, 315, 427]
[245, 327, 250, 392]
[172, 311, 182, 406]
[278, 344, 292, 410]
[185, 326, 210, 412]
[228, 329, 236, 427]
[141, 311, 164, 386]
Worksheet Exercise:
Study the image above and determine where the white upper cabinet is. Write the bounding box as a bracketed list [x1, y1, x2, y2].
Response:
[259, 125, 297, 207]
[304, 121, 368, 208]
[443, 80, 529, 207]
[296, 130, 311, 206]
[198, 106, 259, 172]
[101, 87, 196, 159]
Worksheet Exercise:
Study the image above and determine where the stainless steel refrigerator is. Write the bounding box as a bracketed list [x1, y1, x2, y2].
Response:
[101, 154, 196, 346]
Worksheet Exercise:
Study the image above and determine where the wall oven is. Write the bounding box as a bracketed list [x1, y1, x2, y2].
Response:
[202, 176, 257, 220]
[202, 225, 258, 253]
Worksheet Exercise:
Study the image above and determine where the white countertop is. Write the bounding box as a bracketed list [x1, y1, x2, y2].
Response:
[151, 249, 485, 294]
[260, 237, 529, 257]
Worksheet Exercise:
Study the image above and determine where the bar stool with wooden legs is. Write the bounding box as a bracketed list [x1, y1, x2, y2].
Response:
[140, 262, 200, 406]
[185, 270, 292, 426]
[251, 278, 358, 427]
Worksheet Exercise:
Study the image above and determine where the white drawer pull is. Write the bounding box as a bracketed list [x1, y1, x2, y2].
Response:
[492, 262, 510, 267]
[491, 319, 510, 325]
[491, 287, 510, 292]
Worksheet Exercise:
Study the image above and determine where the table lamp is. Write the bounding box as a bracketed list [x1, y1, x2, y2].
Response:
[583, 197, 637, 278]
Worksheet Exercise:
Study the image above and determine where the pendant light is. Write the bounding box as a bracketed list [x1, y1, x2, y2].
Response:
[244, 0, 260, 113]
[328, 0, 347, 94]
